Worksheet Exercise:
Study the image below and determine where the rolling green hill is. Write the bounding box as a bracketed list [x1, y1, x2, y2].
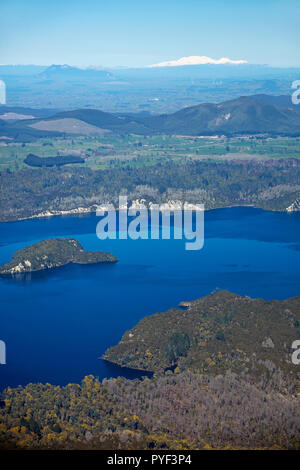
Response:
[0, 238, 118, 275]
[2, 95, 300, 140]
[139, 96, 300, 136]
[47, 97, 300, 136]
[51, 109, 150, 134]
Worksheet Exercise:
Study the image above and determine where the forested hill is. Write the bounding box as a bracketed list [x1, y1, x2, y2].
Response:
[139, 96, 300, 136]
[1, 95, 300, 140]
[1, 158, 300, 222]
[29, 96, 300, 136]
[103, 290, 300, 380]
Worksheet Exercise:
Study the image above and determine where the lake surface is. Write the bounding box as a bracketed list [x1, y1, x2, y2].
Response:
[0, 207, 300, 390]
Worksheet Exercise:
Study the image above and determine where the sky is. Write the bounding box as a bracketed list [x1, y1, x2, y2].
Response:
[0, 0, 299, 68]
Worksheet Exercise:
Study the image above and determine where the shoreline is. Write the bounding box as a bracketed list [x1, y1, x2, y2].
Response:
[0, 202, 296, 224]
[100, 357, 154, 375]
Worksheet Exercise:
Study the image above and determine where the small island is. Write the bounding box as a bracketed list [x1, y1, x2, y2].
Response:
[0, 238, 118, 275]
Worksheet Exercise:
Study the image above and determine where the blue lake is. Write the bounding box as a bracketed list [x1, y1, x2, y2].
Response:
[0, 207, 300, 390]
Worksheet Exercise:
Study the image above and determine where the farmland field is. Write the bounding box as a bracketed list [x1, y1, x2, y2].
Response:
[1, 134, 300, 171]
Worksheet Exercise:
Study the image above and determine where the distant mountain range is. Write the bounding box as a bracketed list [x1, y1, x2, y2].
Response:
[1, 64, 300, 112]
[1, 94, 300, 141]
[39, 64, 114, 81]
[1, 63, 300, 79]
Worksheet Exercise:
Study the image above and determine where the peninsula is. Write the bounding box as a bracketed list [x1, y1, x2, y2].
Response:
[0, 238, 118, 275]
[103, 290, 300, 380]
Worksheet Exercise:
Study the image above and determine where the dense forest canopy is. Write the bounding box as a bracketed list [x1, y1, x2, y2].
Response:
[1, 158, 300, 221]
[1, 291, 299, 450]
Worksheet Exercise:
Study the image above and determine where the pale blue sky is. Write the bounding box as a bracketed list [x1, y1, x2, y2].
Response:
[1, 0, 299, 67]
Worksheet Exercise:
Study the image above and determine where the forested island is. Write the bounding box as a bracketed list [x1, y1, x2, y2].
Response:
[1, 158, 300, 222]
[0, 238, 118, 275]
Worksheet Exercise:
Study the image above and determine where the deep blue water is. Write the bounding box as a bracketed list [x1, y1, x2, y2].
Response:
[0, 207, 299, 390]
